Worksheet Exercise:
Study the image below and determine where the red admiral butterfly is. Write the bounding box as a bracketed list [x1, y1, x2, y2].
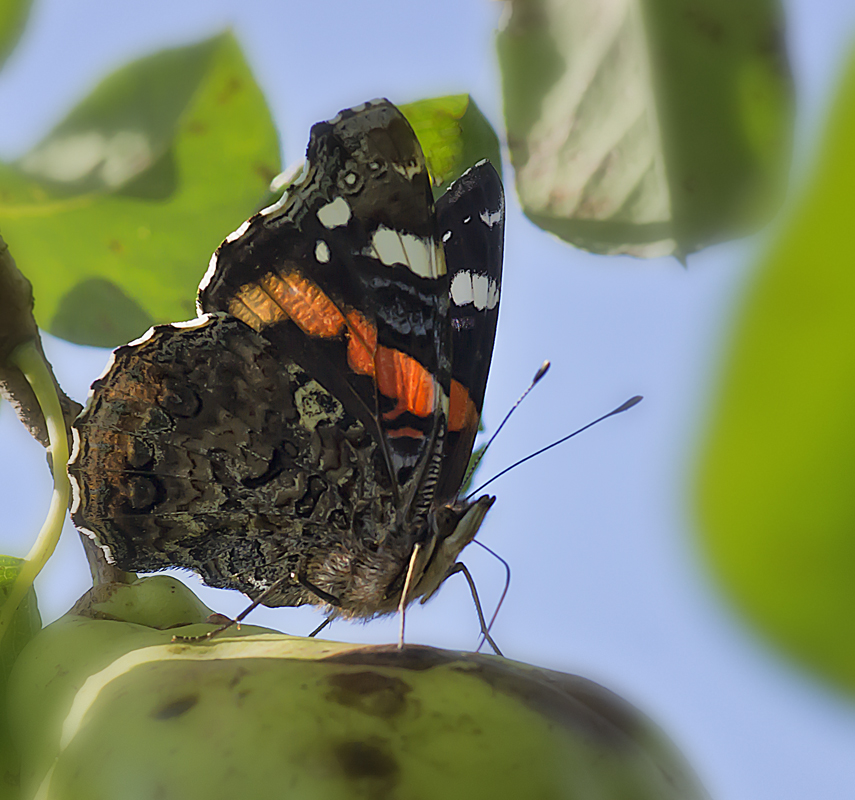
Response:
[68, 99, 503, 628]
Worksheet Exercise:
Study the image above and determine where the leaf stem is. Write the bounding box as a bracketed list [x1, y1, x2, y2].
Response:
[0, 340, 70, 641]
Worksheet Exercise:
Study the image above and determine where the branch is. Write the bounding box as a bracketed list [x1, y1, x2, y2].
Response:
[0, 232, 130, 585]
[0, 233, 81, 447]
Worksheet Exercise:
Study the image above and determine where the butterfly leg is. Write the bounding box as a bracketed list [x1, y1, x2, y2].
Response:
[292, 570, 342, 607]
[172, 574, 292, 643]
[446, 562, 503, 657]
[308, 617, 332, 638]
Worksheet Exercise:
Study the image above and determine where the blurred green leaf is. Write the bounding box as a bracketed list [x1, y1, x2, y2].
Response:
[0, 556, 40, 682]
[698, 47, 855, 690]
[0, 0, 32, 71]
[498, 0, 793, 258]
[0, 555, 40, 795]
[400, 95, 502, 197]
[0, 32, 280, 346]
[460, 443, 487, 496]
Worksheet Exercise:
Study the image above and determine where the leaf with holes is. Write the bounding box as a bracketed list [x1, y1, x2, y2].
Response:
[498, 0, 793, 258]
[0, 32, 279, 347]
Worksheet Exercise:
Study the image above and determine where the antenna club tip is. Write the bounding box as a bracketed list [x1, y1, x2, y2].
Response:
[616, 395, 643, 414]
[534, 361, 550, 383]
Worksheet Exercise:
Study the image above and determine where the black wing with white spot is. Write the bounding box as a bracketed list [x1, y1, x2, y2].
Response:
[197, 100, 451, 519]
[435, 160, 504, 501]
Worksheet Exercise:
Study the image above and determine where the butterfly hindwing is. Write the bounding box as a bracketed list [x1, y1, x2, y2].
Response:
[436, 161, 504, 501]
[69, 314, 400, 609]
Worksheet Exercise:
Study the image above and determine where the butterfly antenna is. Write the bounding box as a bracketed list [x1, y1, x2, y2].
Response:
[472, 540, 511, 653]
[460, 361, 550, 496]
[466, 395, 643, 499]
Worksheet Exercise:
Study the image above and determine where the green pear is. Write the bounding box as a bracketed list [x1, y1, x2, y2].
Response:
[8, 577, 708, 800]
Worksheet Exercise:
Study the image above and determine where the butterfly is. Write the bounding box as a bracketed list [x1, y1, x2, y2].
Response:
[68, 99, 504, 634]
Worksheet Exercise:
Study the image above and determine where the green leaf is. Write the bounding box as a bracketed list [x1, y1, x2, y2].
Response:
[697, 46, 855, 690]
[0, 556, 40, 683]
[497, 0, 793, 258]
[460, 443, 487, 497]
[0, 32, 280, 346]
[0, 556, 40, 795]
[0, 0, 32, 71]
[400, 95, 502, 197]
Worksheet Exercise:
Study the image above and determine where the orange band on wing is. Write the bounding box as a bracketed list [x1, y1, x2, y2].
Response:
[386, 426, 426, 439]
[228, 283, 285, 329]
[377, 347, 435, 420]
[346, 310, 436, 421]
[261, 272, 345, 336]
[345, 309, 378, 376]
[229, 270, 346, 336]
[448, 379, 478, 432]
[232, 271, 438, 423]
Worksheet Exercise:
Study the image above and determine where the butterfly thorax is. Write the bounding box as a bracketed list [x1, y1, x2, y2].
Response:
[299, 493, 495, 619]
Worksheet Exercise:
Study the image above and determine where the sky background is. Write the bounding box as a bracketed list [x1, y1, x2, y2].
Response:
[2, 1, 855, 798]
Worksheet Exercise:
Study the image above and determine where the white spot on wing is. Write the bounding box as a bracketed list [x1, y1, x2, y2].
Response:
[224, 219, 251, 243]
[439, 386, 449, 415]
[72, 514, 116, 563]
[371, 228, 406, 266]
[317, 196, 351, 228]
[487, 279, 500, 309]
[125, 327, 158, 349]
[472, 273, 489, 310]
[68, 431, 84, 509]
[197, 252, 219, 311]
[450, 272, 474, 306]
[369, 227, 444, 277]
[68, 425, 114, 571]
[259, 190, 290, 218]
[261, 161, 307, 217]
[270, 158, 308, 193]
[170, 315, 214, 331]
[402, 234, 435, 277]
[442, 231, 452, 243]
[315, 240, 330, 263]
[392, 161, 423, 179]
[450, 271, 500, 310]
[479, 208, 503, 227]
[125, 316, 211, 350]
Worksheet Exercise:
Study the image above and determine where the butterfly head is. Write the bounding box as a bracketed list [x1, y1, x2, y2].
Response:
[392, 494, 496, 608]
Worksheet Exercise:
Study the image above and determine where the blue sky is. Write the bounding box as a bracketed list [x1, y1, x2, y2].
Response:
[2, 1, 855, 798]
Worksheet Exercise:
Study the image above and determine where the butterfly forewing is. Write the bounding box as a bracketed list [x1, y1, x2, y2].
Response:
[198, 100, 450, 514]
